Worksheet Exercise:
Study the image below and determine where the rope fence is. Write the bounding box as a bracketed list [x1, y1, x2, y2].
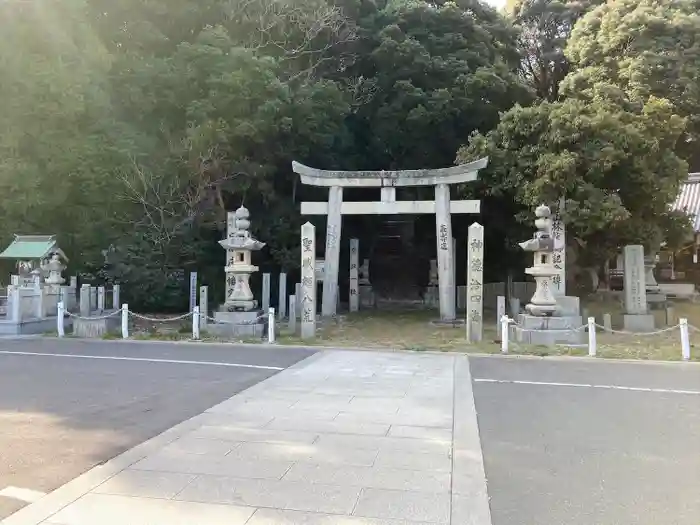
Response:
[53, 298, 696, 360]
[499, 315, 695, 361]
[56, 302, 277, 344]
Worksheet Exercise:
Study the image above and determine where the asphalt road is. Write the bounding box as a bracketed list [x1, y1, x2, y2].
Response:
[0, 338, 314, 519]
[471, 357, 700, 525]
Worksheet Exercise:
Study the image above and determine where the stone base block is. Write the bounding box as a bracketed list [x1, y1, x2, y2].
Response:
[207, 310, 266, 338]
[430, 318, 465, 327]
[512, 314, 585, 345]
[647, 293, 667, 310]
[623, 314, 655, 332]
[0, 317, 74, 336]
[423, 286, 439, 308]
[359, 285, 376, 309]
[556, 296, 580, 316]
[517, 314, 583, 330]
[73, 314, 120, 338]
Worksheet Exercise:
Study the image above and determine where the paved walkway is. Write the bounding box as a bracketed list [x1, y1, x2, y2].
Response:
[2, 351, 489, 525]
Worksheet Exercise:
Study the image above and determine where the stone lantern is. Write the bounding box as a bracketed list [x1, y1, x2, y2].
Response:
[210, 206, 267, 338]
[513, 204, 583, 345]
[43, 253, 66, 286]
[519, 204, 557, 316]
[218, 206, 265, 311]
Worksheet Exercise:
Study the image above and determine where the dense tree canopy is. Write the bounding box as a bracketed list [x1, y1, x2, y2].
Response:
[0, 0, 697, 306]
[510, 0, 603, 101]
[563, 0, 700, 168]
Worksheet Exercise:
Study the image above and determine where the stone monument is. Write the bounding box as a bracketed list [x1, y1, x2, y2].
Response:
[300, 222, 317, 338]
[42, 253, 66, 286]
[210, 206, 267, 337]
[623, 245, 655, 331]
[349, 239, 359, 312]
[424, 259, 439, 308]
[466, 223, 484, 342]
[551, 197, 566, 297]
[644, 251, 666, 307]
[358, 257, 375, 308]
[512, 205, 583, 345]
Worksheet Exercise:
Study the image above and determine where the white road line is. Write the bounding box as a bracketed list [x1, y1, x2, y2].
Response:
[0, 351, 285, 371]
[474, 378, 700, 395]
[0, 486, 46, 503]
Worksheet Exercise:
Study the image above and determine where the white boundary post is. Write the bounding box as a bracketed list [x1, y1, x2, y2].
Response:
[268, 307, 276, 344]
[680, 318, 691, 361]
[121, 304, 129, 339]
[588, 317, 597, 357]
[57, 301, 65, 337]
[192, 306, 201, 340]
[500, 315, 510, 354]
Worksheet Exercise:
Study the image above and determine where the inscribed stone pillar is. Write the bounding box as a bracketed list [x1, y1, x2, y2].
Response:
[199, 286, 209, 327]
[80, 285, 90, 317]
[262, 273, 271, 311]
[452, 237, 457, 312]
[434, 184, 455, 321]
[225, 212, 237, 304]
[624, 245, 647, 314]
[301, 222, 317, 338]
[97, 286, 105, 312]
[466, 223, 484, 342]
[288, 295, 296, 333]
[295, 283, 301, 319]
[321, 186, 343, 317]
[349, 238, 359, 312]
[278, 272, 287, 319]
[112, 285, 120, 311]
[551, 197, 566, 297]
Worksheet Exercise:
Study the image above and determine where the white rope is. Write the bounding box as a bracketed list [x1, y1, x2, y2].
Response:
[593, 323, 680, 336]
[688, 324, 700, 333]
[128, 311, 194, 322]
[66, 310, 121, 321]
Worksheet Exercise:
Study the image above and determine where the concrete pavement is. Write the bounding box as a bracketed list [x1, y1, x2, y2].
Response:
[471, 356, 700, 525]
[3, 351, 489, 525]
[4, 344, 700, 525]
[0, 339, 314, 520]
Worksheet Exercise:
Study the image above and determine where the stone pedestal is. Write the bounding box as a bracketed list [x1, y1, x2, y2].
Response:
[73, 316, 120, 338]
[209, 310, 266, 338]
[556, 296, 580, 316]
[424, 285, 439, 308]
[359, 285, 376, 309]
[512, 314, 584, 345]
[623, 314, 655, 332]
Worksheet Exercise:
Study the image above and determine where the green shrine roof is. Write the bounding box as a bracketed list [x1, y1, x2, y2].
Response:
[0, 235, 67, 261]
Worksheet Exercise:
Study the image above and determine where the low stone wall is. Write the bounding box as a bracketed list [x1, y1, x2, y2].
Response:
[73, 315, 120, 338]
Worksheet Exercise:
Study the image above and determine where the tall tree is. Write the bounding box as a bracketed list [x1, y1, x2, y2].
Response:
[510, 0, 603, 101]
[337, 0, 531, 171]
[457, 92, 690, 281]
[0, 0, 135, 262]
[563, 0, 700, 169]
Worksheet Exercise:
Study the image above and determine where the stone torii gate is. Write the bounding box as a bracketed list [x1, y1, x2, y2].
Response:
[293, 157, 489, 321]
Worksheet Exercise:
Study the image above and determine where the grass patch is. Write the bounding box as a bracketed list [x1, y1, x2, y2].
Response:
[276, 302, 700, 362]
